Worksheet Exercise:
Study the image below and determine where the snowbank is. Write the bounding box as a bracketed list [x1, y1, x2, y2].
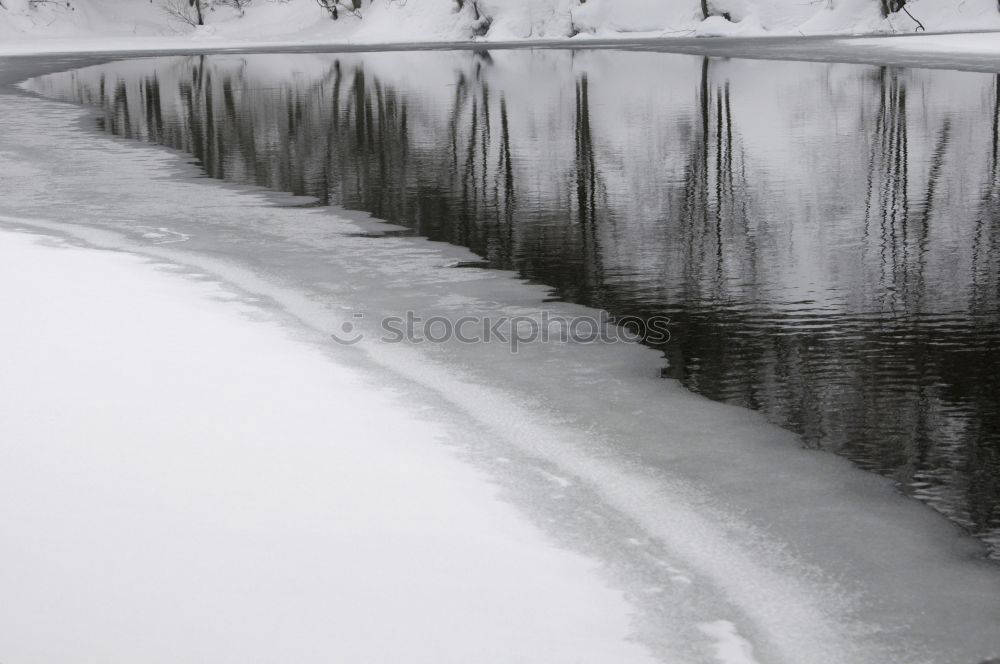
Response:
[0, 227, 658, 664]
[571, 0, 699, 37]
[800, 0, 1000, 34]
[1, 0, 999, 54]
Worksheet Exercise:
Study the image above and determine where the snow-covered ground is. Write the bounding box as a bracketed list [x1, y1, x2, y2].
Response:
[0, 228, 662, 664]
[1, 0, 999, 57]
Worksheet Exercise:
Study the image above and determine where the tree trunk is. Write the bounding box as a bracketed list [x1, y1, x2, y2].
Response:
[701, 0, 710, 19]
[190, 0, 204, 25]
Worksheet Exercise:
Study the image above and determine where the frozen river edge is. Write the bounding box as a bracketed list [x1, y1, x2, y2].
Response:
[2, 32, 1000, 74]
[0, 228, 669, 664]
[1, 50, 999, 663]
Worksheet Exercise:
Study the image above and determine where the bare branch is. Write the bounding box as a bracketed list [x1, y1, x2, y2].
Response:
[161, 0, 201, 27]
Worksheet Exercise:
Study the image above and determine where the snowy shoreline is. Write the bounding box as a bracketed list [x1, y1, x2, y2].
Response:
[2, 0, 1000, 54]
[0, 227, 669, 664]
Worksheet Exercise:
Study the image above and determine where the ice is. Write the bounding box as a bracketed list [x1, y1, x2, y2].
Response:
[851, 32, 1000, 59]
[136, 226, 191, 244]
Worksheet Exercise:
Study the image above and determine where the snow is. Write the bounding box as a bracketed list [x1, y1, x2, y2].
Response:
[694, 15, 767, 37]
[1, 0, 999, 56]
[571, 0, 699, 36]
[0, 227, 659, 664]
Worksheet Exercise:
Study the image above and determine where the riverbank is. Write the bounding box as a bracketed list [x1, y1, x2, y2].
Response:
[1, 0, 1000, 60]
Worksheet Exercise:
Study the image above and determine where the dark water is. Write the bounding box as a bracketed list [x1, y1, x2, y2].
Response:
[27, 50, 1000, 554]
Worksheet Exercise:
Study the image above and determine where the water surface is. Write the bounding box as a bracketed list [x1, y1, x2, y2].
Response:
[26, 49, 1000, 555]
